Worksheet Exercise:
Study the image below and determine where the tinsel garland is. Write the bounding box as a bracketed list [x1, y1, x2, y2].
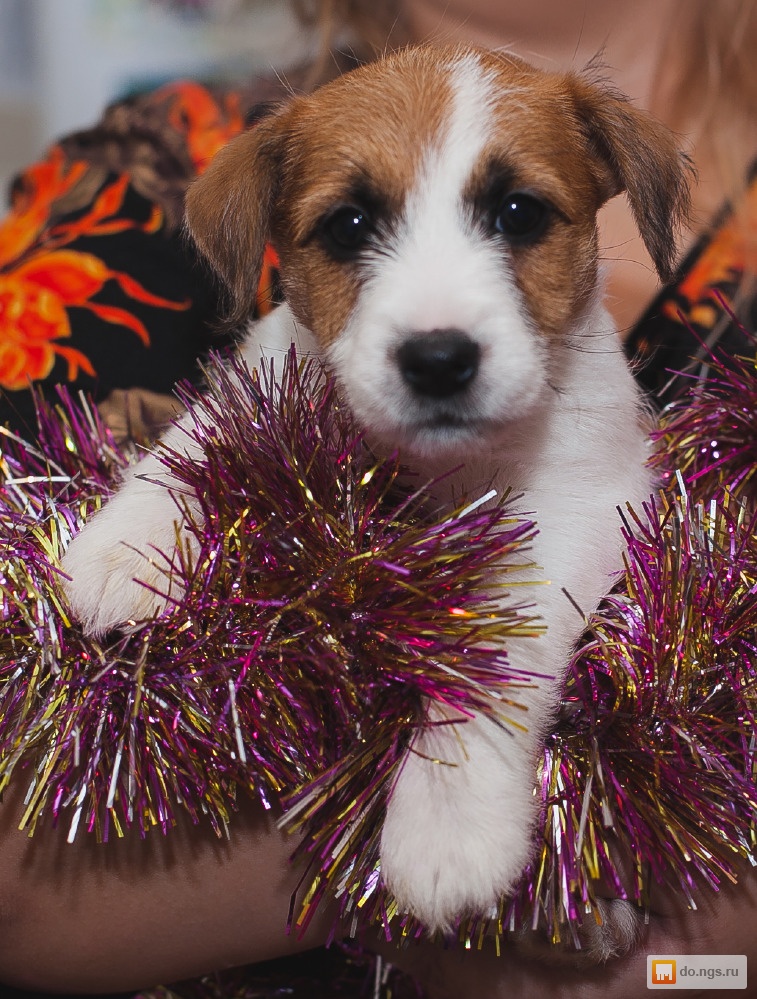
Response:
[1, 341, 757, 967]
[0, 350, 538, 858]
[650, 341, 757, 502]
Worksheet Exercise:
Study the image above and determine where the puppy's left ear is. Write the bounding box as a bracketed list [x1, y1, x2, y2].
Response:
[571, 76, 694, 282]
[184, 111, 288, 326]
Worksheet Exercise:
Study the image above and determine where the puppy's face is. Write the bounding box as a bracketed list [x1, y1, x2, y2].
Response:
[187, 45, 690, 460]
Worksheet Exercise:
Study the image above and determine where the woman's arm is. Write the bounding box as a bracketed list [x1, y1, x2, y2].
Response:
[4, 751, 757, 999]
[383, 867, 757, 999]
[0, 779, 333, 994]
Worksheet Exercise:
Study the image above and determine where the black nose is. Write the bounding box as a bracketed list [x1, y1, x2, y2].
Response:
[397, 330, 480, 399]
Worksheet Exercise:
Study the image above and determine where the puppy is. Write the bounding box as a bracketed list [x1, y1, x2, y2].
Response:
[62, 44, 689, 940]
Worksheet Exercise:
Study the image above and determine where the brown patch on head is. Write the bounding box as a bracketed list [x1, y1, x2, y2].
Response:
[460, 51, 606, 338]
[269, 48, 455, 347]
[459, 47, 691, 339]
[186, 43, 690, 348]
[186, 46, 457, 346]
[184, 112, 286, 328]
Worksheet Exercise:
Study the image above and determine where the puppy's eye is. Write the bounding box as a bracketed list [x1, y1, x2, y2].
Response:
[494, 193, 550, 244]
[319, 206, 372, 259]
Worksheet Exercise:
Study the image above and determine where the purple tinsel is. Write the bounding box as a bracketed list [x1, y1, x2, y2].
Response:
[0, 344, 756, 955]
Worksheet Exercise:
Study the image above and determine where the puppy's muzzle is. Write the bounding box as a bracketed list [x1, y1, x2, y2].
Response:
[397, 329, 480, 399]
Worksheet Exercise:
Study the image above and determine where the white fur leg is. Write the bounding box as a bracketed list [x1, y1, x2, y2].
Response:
[61, 310, 312, 638]
[60, 454, 198, 636]
[380, 703, 539, 931]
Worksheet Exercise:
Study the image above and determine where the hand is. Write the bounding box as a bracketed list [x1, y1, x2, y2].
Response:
[378, 867, 757, 998]
[0, 781, 334, 993]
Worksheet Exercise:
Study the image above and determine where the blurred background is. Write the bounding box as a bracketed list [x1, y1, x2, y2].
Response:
[0, 0, 313, 196]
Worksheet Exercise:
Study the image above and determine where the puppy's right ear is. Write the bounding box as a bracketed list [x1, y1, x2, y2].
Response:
[184, 112, 287, 326]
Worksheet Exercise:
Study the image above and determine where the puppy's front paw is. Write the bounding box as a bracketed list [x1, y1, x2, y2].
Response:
[60, 483, 194, 636]
[380, 713, 537, 931]
[516, 897, 642, 965]
[62, 531, 171, 636]
[579, 898, 642, 962]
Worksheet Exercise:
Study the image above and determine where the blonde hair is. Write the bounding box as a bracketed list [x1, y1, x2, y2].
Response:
[654, 0, 757, 197]
[291, 0, 406, 84]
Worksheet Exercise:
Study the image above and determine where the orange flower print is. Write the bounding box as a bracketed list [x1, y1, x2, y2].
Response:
[663, 181, 757, 329]
[0, 277, 74, 389]
[3, 149, 89, 265]
[256, 244, 280, 317]
[0, 148, 188, 392]
[160, 81, 246, 174]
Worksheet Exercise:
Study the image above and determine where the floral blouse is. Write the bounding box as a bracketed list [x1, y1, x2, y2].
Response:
[0, 79, 278, 438]
[0, 75, 755, 439]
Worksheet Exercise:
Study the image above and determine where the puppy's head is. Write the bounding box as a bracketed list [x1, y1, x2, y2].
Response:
[186, 44, 690, 459]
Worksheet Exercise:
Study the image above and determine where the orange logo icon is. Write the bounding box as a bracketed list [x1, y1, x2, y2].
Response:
[652, 959, 677, 985]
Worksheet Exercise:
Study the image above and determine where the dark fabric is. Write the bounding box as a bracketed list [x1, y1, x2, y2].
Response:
[626, 167, 757, 405]
[0, 79, 281, 439]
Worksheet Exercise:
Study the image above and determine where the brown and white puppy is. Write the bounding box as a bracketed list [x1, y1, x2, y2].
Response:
[61, 45, 690, 942]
